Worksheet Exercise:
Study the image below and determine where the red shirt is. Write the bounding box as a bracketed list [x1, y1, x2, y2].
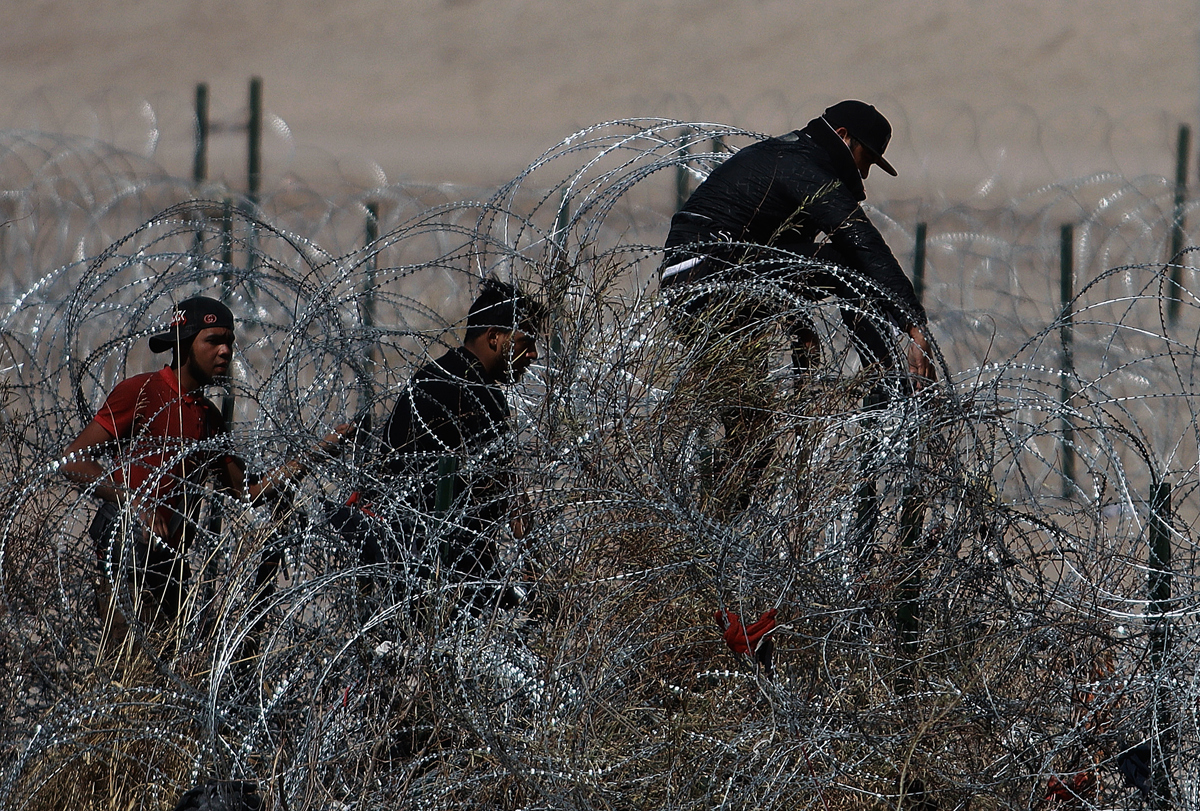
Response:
[92, 366, 226, 512]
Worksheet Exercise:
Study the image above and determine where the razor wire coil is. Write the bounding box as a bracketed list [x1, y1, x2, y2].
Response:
[1, 117, 1200, 809]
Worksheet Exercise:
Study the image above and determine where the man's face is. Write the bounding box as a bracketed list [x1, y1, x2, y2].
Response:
[849, 141, 874, 179]
[496, 329, 538, 382]
[836, 127, 875, 179]
[186, 326, 235, 385]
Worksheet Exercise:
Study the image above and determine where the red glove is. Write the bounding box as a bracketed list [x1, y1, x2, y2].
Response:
[715, 608, 778, 655]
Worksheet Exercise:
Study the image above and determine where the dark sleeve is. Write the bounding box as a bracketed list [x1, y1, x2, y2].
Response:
[383, 389, 412, 459]
[808, 189, 927, 328]
[381, 375, 509, 523]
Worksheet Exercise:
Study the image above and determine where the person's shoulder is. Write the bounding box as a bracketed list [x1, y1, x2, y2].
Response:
[753, 129, 810, 149]
[409, 347, 461, 384]
[725, 134, 790, 160]
[774, 132, 847, 194]
[730, 131, 821, 168]
[103, 368, 164, 402]
[772, 129, 826, 160]
[114, 368, 161, 389]
[93, 369, 170, 432]
[407, 348, 473, 407]
[426, 346, 489, 384]
[435, 346, 471, 372]
[699, 136, 790, 185]
[768, 129, 804, 144]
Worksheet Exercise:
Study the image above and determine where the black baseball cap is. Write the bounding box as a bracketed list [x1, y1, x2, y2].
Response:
[148, 296, 235, 353]
[822, 100, 897, 177]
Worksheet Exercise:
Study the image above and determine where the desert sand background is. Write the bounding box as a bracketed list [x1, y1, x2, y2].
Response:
[3, 0, 1198, 202]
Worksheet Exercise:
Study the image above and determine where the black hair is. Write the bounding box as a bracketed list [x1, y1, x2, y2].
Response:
[464, 277, 547, 342]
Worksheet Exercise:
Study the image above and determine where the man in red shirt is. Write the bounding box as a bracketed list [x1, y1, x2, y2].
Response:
[63, 296, 348, 635]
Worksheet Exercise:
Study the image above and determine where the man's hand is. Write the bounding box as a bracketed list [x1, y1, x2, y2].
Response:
[134, 497, 173, 544]
[318, 423, 356, 456]
[510, 490, 534, 541]
[906, 326, 937, 388]
[242, 421, 358, 502]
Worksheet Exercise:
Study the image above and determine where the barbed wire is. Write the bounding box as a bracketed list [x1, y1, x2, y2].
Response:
[2, 118, 1200, 810]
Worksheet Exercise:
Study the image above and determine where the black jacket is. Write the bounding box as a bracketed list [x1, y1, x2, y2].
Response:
[381, 346, 512, 572]
[664, 116, 926, 328]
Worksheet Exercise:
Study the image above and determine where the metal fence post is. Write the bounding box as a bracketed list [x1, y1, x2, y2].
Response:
[219, 199, 234, 290]
[1059, 224, 1075, 497]
[893, 472, 926, 697]
[550, 190, 570, 364]
[242, 78, 263, 295]
[358, 203, 380, 437]
[1168, 124, 1190, 325]
[436, 455, 458, 569]
[247, 77, 263, 211]
[364, 202, 379, 363]
[912, 222, 927, 305]
[193, 83, 209, 185]
[1149, 481, 1173, 809]
[207, 198, 237, 546]
[218, 198, 236, 428]
[192, 83, 210, 257]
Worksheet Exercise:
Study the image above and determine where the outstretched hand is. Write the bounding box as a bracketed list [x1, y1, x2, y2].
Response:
[317, 423, 356, 456]
[906, 326, 937, 389]
[243, 422, 358, 503]
[510, 490, 533, 541]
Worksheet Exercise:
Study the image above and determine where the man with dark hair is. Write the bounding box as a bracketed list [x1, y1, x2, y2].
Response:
[63, 295, 349, 635]
[662, 99, 935, 383]
[378, 277, 545, 611]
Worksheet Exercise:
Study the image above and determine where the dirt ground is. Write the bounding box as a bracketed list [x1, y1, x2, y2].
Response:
[2, 0, 1197, 200]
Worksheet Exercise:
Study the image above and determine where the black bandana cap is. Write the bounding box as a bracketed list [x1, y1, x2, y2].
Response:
[148, 296, 235, 353]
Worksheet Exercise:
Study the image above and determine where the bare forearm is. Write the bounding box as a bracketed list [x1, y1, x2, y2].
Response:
[63, 422, 124, 501]
[62, 458, 125, 503]
[244, 423, 355, 503]
[246, 458, 306, 502]
[906, 325, 936, 386]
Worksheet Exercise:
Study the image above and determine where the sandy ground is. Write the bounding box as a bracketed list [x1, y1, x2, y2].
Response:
[2, 0, 1198, 200]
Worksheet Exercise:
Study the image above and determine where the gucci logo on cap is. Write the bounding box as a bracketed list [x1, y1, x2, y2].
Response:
[203, 313, 217, 324]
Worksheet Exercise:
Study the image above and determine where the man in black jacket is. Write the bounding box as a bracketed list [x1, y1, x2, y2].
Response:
[662, 99, 934, 383]
[378, 277, 545, 611]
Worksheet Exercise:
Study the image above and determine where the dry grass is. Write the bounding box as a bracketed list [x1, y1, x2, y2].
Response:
[3, 124, 1199, 808]
[4, 277, 1177, 809]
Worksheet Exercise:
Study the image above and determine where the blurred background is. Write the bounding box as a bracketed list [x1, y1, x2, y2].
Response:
[3, 0, 1196, 199]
